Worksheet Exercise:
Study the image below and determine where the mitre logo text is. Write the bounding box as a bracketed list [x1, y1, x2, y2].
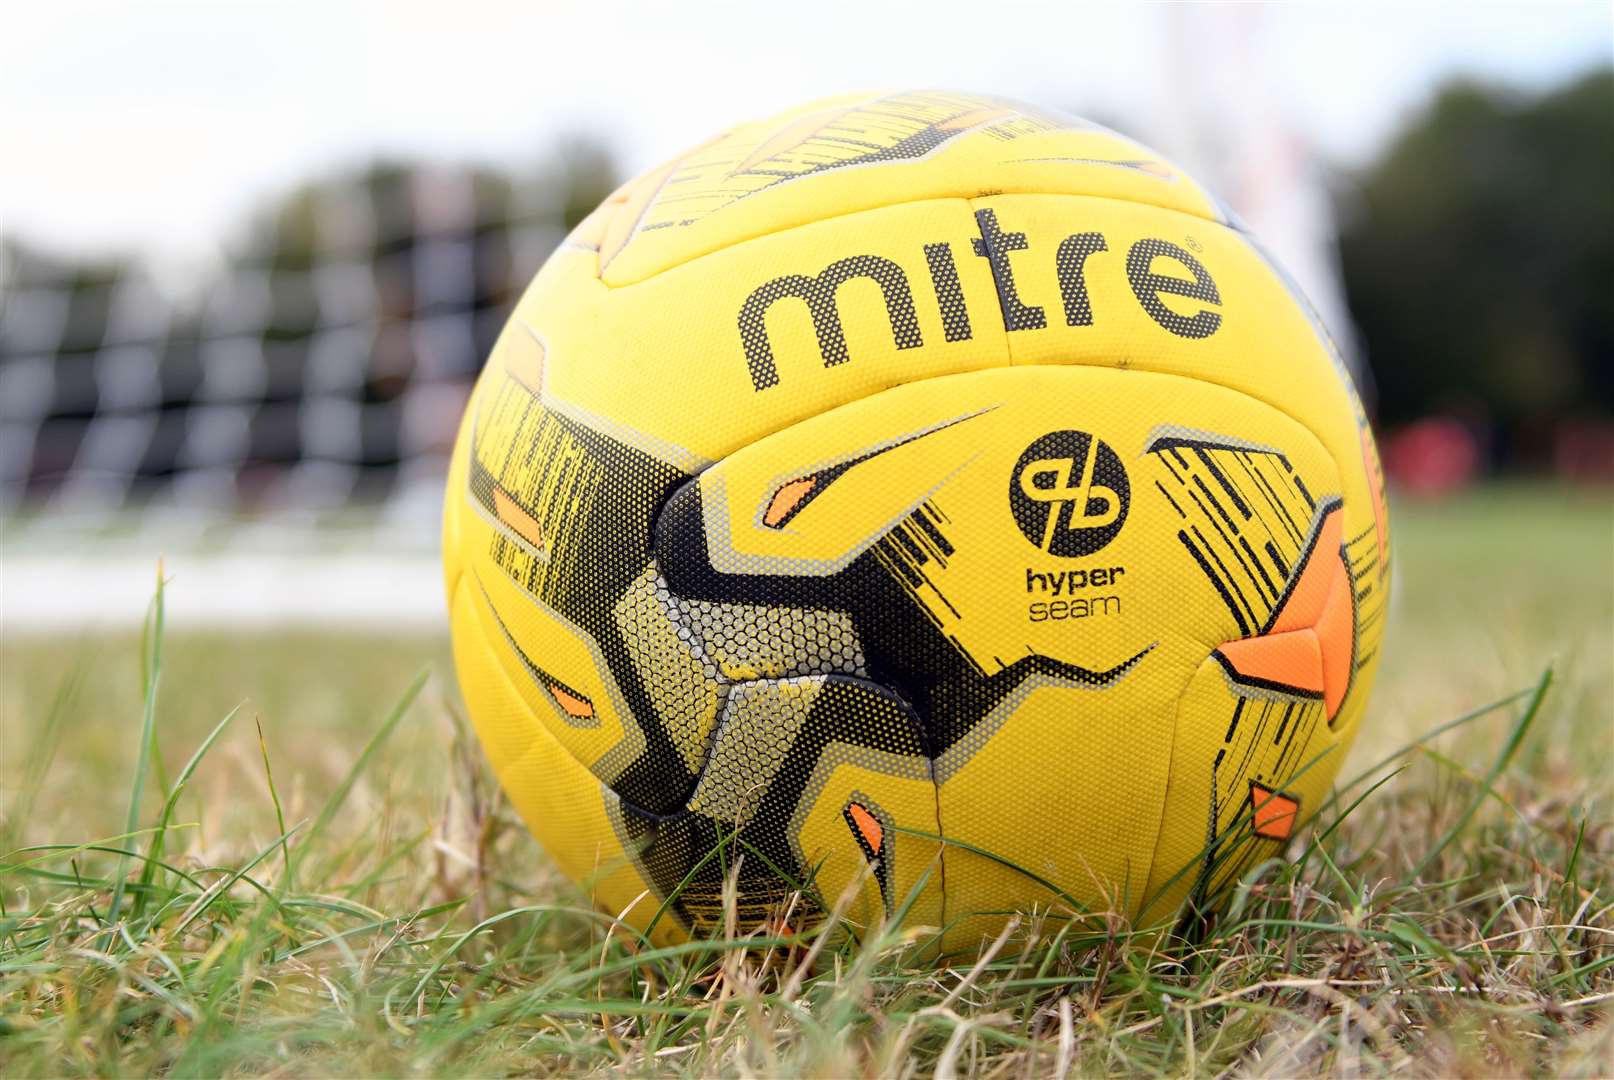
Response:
[737, 208, 1223, 392]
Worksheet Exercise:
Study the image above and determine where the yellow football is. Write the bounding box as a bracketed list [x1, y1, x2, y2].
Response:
[442, 90, 1391, 952]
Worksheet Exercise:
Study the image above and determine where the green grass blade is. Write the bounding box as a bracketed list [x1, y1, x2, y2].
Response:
[2, 659, 84, 850]
[108, 564, 166, 931]
[138, 702, 244, 900]
[173, 821, 305, 934]
[301, 667, 428, 865]
[1317, 682, 1537, 815]
[1411, 665, 1553, 878]
[255, 716, 291, 873]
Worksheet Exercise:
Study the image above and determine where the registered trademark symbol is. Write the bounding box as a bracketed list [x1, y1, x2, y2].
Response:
[1185, 236, 1203, 252]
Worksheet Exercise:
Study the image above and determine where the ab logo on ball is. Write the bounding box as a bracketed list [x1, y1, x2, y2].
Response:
[1010, 430, 1129, 557]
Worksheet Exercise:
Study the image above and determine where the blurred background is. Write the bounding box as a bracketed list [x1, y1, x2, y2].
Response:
[0, 12, 1607, 1073]
[1, 0, 1610, 634]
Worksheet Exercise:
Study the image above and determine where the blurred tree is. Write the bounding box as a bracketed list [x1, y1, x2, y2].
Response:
[1337, 67, 1613, 465]
[169, 139, 617, 502]
[549, 134, 619, 234]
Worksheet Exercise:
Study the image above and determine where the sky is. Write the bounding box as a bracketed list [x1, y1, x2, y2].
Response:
[3, 0, 1609, 267]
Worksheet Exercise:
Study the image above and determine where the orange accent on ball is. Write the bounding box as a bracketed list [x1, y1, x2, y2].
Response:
[1215, 504, 1355, 718]
[763, 476, 819, 527]
[548, 684, 595, 720]
[847, 802, 884, 853]
[1217, 630, 1325, 694]
[492, 486, 546, 551]
[1249, 782, 1300, 840]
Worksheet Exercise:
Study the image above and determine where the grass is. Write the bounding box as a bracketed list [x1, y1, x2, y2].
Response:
[2, 483, 1611, 1077]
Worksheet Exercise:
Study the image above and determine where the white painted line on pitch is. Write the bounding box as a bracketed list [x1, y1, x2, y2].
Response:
[1, 554, 447, 633]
